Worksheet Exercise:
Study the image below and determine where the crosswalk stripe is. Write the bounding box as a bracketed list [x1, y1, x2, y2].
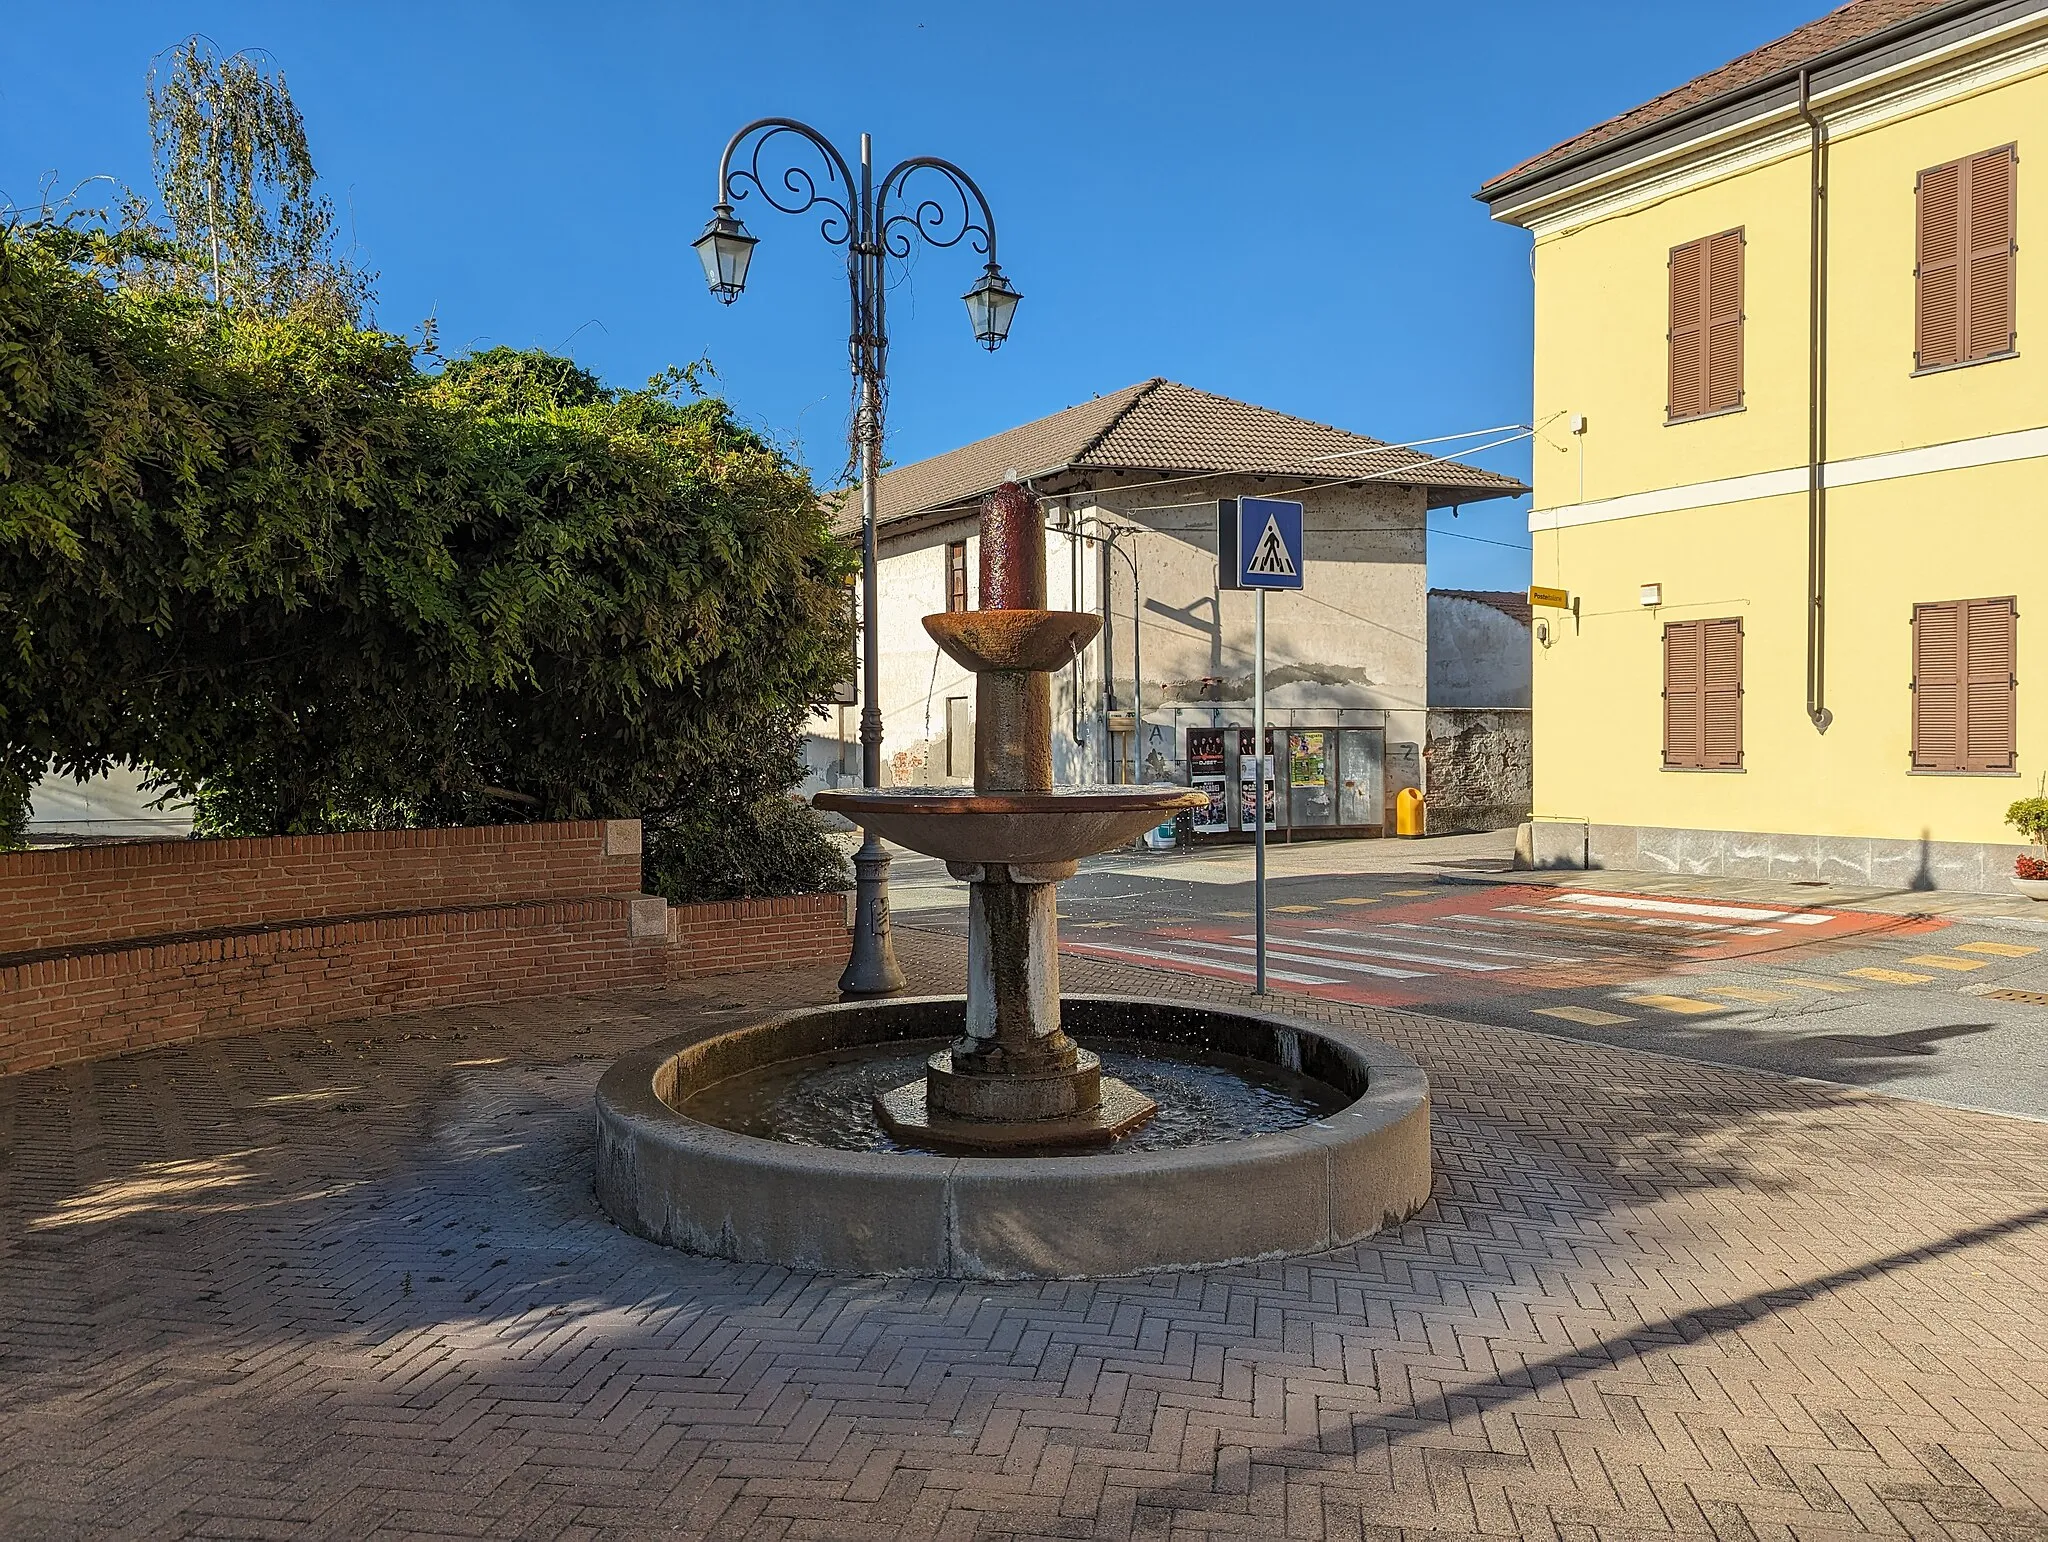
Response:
[1774, 977, 1862, 993]
[1188, 938, 1429, 980]
[1371, 923, 1585, 963]
[1844, 967, 1933, 985]
[1387, 888, 1437, 897]
[1547, 892, 1835, 924]
[1270, 933, 1515, 973]
[1062, 941, 1340, 986]
[1958, 940, 2039, 957]
[1619, 993, 1727, 1015]
[1422, 914, 1639, 954]
[1330, 898, 1381, 906]
[1533, 1006, 1636, 1027]
[1502, 904, 1774, 937]
[1903, 954, 1988, 972]
[1271, 904, 1321, 914]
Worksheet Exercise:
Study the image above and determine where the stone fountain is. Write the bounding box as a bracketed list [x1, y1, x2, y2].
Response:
[814, 482, 1204, 1151]
[594, 481, 1432, 1280]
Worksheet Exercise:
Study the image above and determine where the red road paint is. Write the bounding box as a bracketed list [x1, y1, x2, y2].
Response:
[1060, 884, 1933, 1010]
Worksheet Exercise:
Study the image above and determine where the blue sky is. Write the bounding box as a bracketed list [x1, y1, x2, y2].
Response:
[4, 1, 1828, 590]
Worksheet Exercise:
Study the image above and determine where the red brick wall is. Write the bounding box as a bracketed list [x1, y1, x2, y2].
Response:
[667, 891, 852, 980]
[0, 819, 644, 956]
[0, 899, 667, 1077]
[0, 820, 852, 1077]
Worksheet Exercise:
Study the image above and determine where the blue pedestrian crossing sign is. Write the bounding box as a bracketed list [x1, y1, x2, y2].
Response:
[1218, 497, 1305, 591]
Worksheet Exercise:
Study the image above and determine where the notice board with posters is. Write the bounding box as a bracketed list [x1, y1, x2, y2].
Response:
[1186, 728, 1229, 833]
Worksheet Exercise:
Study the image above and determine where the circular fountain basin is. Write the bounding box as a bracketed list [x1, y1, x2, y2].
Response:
[594, 996, 1431, 1279]
[812, 787, 1206, 867]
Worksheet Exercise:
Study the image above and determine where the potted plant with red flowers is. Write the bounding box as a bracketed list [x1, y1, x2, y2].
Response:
[2008, 792, 2048, 899]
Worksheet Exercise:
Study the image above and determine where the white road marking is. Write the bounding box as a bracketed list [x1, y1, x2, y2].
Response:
[1367, 923, 1586, 963]
[1546, 892, 1834, 925]
[1182, 937, 1430, 980]
[1271, 933, 1515, 973]
[1504, 904, 1776, 937]
[1062, 941, 1340, 986]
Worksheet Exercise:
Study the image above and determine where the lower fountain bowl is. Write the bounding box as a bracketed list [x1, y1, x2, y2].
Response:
[595, 995, 1431, 1279]
[811, 787, 1208, 867]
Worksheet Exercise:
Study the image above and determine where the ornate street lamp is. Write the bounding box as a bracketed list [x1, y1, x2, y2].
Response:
[700, 118, 1020, 998]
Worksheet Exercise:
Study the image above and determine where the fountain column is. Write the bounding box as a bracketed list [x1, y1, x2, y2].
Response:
[828, 480, 1199, 1149]
[934, 483, 1087, 1117]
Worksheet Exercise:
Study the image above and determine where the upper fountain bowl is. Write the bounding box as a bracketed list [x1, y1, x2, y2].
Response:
[924, 610, 1102, 674]
[813, 786, 1206, 868]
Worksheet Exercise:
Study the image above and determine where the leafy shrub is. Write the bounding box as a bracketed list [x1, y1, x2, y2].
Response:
[2017, 854, 2048, 881]
[2006, 796, 2048, 848]
[0, 221, 853, 899]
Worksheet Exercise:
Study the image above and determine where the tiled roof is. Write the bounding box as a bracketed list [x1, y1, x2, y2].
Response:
[1481, 0, 1964, 201]
[856, 378, 1527, 530]
[1431, 588, 1533, 627]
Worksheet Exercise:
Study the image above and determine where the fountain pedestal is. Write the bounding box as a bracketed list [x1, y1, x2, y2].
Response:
[818, 480, 1205, 1152]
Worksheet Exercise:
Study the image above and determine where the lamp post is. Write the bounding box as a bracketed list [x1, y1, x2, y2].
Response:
[695, 119, 1020, 998]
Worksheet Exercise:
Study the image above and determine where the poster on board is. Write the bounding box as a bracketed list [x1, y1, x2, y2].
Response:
[1192, 777, 1229, 834]
[1289, 730, 1326, 788]
[1238, 769, 1276, 831]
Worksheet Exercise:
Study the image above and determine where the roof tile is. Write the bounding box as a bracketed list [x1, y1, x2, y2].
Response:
[859, 379, 1525, 529]
[1481, 0, 1962, 200]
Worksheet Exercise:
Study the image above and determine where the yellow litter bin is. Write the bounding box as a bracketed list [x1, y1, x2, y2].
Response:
[1395, 786, 1425, 838]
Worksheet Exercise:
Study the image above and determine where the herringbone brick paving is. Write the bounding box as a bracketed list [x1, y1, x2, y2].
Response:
[1, 925, 2044, 1540]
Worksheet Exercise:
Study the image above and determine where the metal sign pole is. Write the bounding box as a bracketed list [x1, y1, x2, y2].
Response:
[1254, 587, 1267, 995]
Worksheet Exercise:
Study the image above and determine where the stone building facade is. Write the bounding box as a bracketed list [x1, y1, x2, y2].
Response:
[808, 380, 1525, 841]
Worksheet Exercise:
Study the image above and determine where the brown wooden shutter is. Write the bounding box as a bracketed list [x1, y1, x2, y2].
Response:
[1669, 239, 1705, 421]
[1705, 229, 1744, 412]
[1917, 162, 1963, 369]
[1664, 621, 1703, 768]
[1966, 146, 2017, 362]
[1701, 618, 1745, 768]
[1669, 230, 1743, 418]
[1664, 619, 1743, 768]
[1963, 596, 2018, 771]
[1912, 600, 1963, 768]
[947, 540, 968, 612]
[1919, 146, 2017, 369]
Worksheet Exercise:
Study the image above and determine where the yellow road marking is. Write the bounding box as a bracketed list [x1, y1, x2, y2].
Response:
[1845, 967, 1934, 985]
[1774, 977, 1861, 993]
[1218, 910, 1254, 918]
[1903, 954, 1988, 972]
[1958, 941, 2039, 958]
[1387, 888, 1437, 897]
[1271, 904, 1321, 914]
[1331, 897, 1381, 906]
[1534, 1006, 1635, 1027]
[1620, 994, 1726, 1015]
[1703, 986, 1797, 1005]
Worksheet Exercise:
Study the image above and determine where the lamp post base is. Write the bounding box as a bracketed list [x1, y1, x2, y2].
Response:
[838, 829, 907, 998]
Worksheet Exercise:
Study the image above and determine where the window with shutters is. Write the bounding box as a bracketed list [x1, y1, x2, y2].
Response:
[1916, 145, 2017, 372]
[946, 540, 969, 612]
[1663, 618, 1745, 769]
[1911, 597, 2018, 772]
[1667, 228, 1744, 421]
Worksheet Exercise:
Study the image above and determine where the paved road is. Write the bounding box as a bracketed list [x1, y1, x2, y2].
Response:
[892, 839, 2048, 1122]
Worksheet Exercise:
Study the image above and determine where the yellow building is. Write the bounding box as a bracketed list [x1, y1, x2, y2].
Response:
[1480, 0, 2046, 892]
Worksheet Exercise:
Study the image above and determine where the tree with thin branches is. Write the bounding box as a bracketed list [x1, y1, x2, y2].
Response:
[138, 36, 371, 320]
